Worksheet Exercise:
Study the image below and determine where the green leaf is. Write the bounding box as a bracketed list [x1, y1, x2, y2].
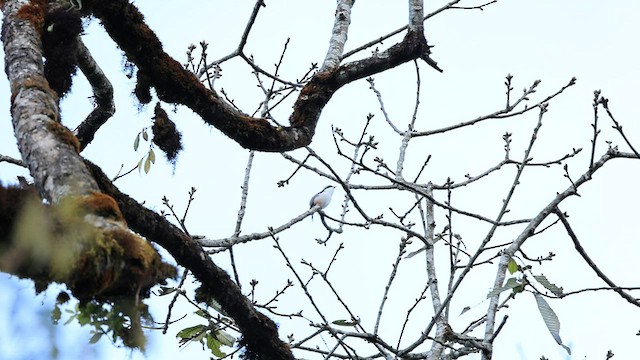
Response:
[507, 259, 518, 274]
[534, 275, 564, 296]
[133, 133, 140, 151]
[76, 310, 91, 326]
[208, 298, 230, 317]
[89, 332, 103, 344]
[215, 330, 236, 347]
[157, 286, 176, 295]
[142, 130, 148, 141]
[193, 330, 207, 343]
[332, 319, 360, 326]
[177, 325, 205, 340]
[534, 293, 571, 354]
[51, 306, 62, 324]
[144, 156, 151, 173]
[206, 334, 226, 357]
[487, 277, 522, 298]
[149, 148, 156, 163]
[195, 310, 211, 319]
[137, 158, 143, 173]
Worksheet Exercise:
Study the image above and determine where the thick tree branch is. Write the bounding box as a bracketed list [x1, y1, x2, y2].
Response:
[408, 0, 425, 33]
[2, 0, 173, 308]
[86, 161, 295, 359]
[4, 0, 95, 200]
[319, 0, 354, 72]
[83, 0, 440, 152]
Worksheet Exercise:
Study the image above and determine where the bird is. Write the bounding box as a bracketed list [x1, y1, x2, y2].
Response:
[309, 185, 335, 219]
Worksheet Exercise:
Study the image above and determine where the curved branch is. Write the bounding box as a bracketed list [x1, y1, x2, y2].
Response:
[84, 0, 439, 152]
[85, 160, 295, 359]
[74, 37, 115, 151]
[554, 207, 640, 308]
[201, 207, 316, 250]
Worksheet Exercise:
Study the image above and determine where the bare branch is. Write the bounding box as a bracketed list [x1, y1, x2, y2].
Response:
[89, 0, 442, 152]
[87, 160, 295, 359]
[320, 0, 354, 72]
[233, 151, 255, 238]
[341, 0, 499, 60]
[201, 206, 331, 251]
[451, 1, 498, 10]
[554, 207, 640, 308]
[367, 77, 403, 135]
[481, 148, 639, 359]
[0, 154, 25, 167]
[413, 77, 575, 137]
[599, 95, 640, 159]
[74, 38, 115, 151]
[589, 90, 601, 176]
[424, 183, 447, 358]
[374, 237, 410, 335]
[197, 0, 266, 77]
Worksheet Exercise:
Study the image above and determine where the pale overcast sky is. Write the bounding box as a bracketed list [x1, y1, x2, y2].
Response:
[1, 1, 639, 359]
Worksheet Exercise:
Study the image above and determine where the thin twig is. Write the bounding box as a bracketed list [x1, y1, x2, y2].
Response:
[589, 90, 601, 176]
[412, 77, 575, 137]
[600, 96, 640, 159]
[74, 37, 115, 151]
[342, 0, 499, 60]
[374, 237, 410, 335]
[0, 154, 25, 167]
[198, 0, 266, 77]
[162, 268, 189, 334]
[553, 207, 640, 308]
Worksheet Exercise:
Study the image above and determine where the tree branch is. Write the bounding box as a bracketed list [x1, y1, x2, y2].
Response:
[84, 0, 440, 152]
[2, 0, 171, 309]
[74, 37, 115, 151]
[85, 160, 295, 359]
[481, 148, 639, 359]
[320, 0, 354, 72]
[553, 207, 640, 308]
[197, 0, 266, 78]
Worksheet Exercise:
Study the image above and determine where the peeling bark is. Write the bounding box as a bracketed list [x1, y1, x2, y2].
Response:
[1, 0, 174, 303]
[4, 0, 94, 201]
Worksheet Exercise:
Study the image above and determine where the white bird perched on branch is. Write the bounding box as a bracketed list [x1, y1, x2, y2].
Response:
[309, 185, 335, 219]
